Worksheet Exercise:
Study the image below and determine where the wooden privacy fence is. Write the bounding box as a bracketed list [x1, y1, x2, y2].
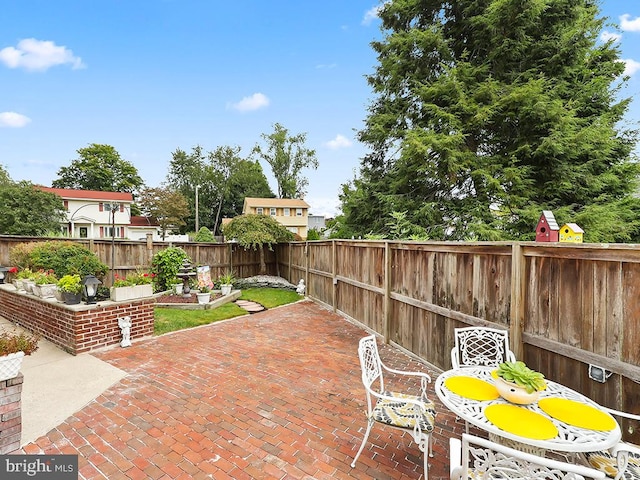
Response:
[0, 235, 279, 287]
[276, 240, 640, 426]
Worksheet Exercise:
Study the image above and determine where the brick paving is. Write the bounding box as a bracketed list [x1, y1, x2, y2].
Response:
[20, 300, 468, 479]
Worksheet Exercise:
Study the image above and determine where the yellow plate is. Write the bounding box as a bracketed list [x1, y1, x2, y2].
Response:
[538, 398, 617, 431]
[485, 404, 559, 440]
[444, 376, 499, 401]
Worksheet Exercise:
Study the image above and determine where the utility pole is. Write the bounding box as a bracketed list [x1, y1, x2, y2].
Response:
[195, 185, 200, 233]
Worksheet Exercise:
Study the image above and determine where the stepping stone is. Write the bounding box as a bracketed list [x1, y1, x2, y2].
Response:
[235, 300, 265, 313]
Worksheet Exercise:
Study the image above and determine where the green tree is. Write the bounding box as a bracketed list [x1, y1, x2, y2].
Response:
[252, 123, 318, 199]
[53, 144, 144, 194]
[0, 165, 12, 186]
[341, 0, 640, 242]
[222, 214, 294, 273]
[166, 146, 274, 234]
[0, 182, 65, 235]
[137, 187, 190, 240]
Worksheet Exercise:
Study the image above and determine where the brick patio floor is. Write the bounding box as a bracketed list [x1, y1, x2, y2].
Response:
[21, 300, 469, 479]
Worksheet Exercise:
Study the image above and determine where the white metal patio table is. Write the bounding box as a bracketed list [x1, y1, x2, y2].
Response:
[435, 366, 621, 455]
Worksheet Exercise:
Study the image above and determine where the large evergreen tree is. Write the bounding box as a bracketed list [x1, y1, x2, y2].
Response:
[341, 0, 640, 242]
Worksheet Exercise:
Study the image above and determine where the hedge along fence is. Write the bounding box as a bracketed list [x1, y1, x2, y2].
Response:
[276, 240, 640, 439]
[0, 234, 280, 287]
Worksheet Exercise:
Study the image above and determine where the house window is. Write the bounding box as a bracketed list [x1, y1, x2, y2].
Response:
[270, 208, 276, 216]
[288, 227, 298, 234]
[296, 208, 303, 217]
[284, 208, 290, 216]
[105, 227, 122, 238]
[256, 207, 264, 215]
[63, 200, 69, 211]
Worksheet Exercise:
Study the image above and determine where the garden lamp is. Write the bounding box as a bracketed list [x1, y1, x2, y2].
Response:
[82, 274, 102, 304]
[0, 266, 8, 284]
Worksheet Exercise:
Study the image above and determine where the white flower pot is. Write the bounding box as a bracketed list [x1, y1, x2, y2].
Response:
[0, 351, 25, 382]
[197, 292, 211, 304]
[33, 283, 58, 299]
[220, 284, 232, 296]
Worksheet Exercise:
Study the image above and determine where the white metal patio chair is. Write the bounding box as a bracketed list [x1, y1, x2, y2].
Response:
[351, 335, 436, 479]
[582, 407, 640, 480]
[451, 326, 516, 369]
[450, 433, 606, 480]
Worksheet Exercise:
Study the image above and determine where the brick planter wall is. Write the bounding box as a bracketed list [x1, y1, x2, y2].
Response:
[0, 373, 22, 454]
[0, 285, 155, 355]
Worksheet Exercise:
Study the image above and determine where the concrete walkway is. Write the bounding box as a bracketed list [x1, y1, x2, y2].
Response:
[13, 300, 464, 479]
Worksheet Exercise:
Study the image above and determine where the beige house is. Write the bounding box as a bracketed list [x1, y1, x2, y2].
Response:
[242, 197, 310, 239]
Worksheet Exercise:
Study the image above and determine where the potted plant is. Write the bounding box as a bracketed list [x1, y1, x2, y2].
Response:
[57, 274, 83, 305]
[16, 268, 35, 293]
[0, 330, 40, 382]
[218, 271, 235, 296]
[492, 361, 546, 404]
[31, 269, 58, 298]
[197, 285, 212, 304]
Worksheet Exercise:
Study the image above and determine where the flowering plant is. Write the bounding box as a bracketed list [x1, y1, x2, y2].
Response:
[16, 268, 34, 280]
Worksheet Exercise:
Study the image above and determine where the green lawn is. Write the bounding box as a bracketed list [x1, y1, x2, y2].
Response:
[154, 288, 302, 335]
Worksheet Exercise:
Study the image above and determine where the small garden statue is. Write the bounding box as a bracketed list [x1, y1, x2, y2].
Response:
[118, 316, 132, 347]
[296, 279, 305, 295]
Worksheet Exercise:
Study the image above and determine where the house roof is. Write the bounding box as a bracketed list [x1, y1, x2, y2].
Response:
[243, 197, 310, 209]
[37, 186, 133, 202]
[130, 216, 159, 227]
[562, 223, 584, 233]
[539, 210, 559, 230]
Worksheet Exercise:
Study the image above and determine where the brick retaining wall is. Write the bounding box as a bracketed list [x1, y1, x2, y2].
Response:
[0, 285, 155, 355]
[0, 373, 22, 454]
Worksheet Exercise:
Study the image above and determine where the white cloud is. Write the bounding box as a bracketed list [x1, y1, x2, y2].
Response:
[0, 112, 31, 127]
[623, 58, 640, 76]
[362, 5, 381, 26]
[0, 38, 84, 72]
[600, 30, 622, 43]
[620, 14, 640, 32]
[228, 93, 270, 112]
[325, 134, 353, 150]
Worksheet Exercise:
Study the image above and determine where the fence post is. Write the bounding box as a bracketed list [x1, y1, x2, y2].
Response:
[510, 242, 525, 360]
[383, 241, 391, 343]
[145, 233, 153, 266]
[332, 240, 337, 312]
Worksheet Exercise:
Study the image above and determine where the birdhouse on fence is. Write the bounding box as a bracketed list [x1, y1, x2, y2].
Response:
[559, 223, 584, 243]
[535, 210, 559, 242]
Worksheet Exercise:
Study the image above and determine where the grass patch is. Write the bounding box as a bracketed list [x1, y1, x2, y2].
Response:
[238, 288, 302, 308]
[154, 288, 302, 335]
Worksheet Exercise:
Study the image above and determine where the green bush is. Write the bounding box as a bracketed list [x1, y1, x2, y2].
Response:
[10, 241, 108, 280]
[194, 226, 216, 242]
[306, 228, 321, 240]
[151, 246, 191, 292]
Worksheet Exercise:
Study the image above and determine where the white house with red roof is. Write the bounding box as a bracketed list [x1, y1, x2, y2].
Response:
[38, 187, 163, 240]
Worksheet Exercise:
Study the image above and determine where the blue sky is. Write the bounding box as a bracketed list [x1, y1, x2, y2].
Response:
[1, 1, 639, 218]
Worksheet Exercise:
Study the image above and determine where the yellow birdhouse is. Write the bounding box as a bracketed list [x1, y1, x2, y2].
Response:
[559, 223, 584, 243]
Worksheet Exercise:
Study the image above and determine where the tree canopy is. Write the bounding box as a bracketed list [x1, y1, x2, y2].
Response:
[166, 146, 273, 234]
[53, 143, 144, 194]
[340, 0, 640, 242]
[0, 182, 66, 235]
[252, 123, 318, 199]
[137, 186, 190, 240]
[222, 214, 294, 273]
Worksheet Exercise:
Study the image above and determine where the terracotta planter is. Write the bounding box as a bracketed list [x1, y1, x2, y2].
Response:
[0, 351, 25, 382]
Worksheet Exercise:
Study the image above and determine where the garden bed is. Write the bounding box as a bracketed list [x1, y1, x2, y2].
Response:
[154, 290, 241, 310]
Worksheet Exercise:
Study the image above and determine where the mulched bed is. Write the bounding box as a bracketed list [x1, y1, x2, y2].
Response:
[156, 293, 222, 304]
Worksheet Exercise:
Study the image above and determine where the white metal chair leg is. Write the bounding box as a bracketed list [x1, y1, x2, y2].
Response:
[351, 418, 374, 468]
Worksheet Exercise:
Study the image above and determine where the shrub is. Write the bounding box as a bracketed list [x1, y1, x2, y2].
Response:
[0, 331, 40, 356]
[194, 226, 216, 242]
[10, 241, 108, 279]
[151, 247, 191, 292]
[306, 228, 321, 240]
[57, 274, 82, 294]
